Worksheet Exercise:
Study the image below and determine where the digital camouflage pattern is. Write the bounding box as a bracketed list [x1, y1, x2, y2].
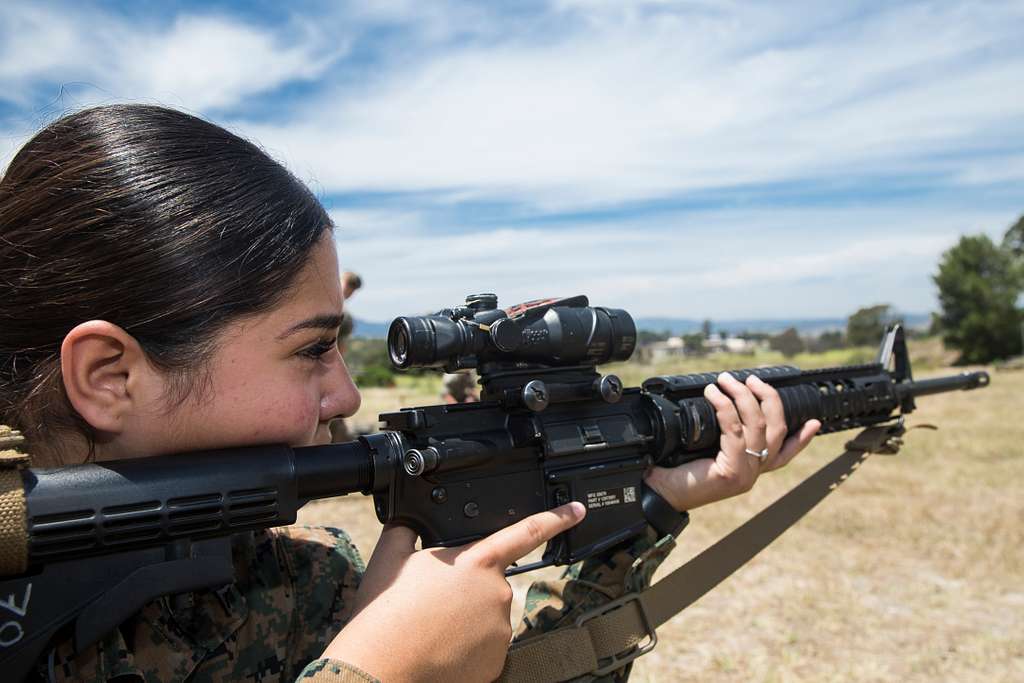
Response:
[36, 526, 364, 682]
[34, 523, 671, 682]
[296, 659, 375, 682]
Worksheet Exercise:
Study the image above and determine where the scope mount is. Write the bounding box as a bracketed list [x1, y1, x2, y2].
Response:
[475, 363, 626, 413]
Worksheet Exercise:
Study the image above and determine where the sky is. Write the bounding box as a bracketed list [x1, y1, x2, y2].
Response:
[1, 0, 1022, 322]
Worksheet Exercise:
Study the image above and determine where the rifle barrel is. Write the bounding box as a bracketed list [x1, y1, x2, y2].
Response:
[900, 371, 990, 398]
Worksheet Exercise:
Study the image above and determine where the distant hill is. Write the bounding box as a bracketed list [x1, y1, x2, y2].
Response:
[633, 313, 931, 336]
[351, 313, 931, 339]
[351, 318, 391, 339]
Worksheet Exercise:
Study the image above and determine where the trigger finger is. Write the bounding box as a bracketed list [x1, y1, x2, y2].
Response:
[471, 502, 586, 568]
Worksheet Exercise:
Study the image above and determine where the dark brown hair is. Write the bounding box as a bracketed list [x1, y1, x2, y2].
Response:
[0, 105, 332, 456]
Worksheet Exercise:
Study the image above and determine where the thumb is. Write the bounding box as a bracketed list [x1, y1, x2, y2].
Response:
[469, 502, 586, 568]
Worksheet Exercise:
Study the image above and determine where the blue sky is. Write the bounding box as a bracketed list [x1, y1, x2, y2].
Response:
[1, 1, 1022, 321]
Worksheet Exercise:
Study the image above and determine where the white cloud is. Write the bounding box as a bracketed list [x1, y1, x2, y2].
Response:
[3, 2, 1021, 321]
[234, 1, 1024, 208]
[333, 204, 1017, 322]
[5, 1, 1021, 205]
[0, 5, 345, 111]
[954, 154, 1024, 186]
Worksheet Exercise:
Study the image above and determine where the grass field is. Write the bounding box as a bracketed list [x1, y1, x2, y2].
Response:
[298, 345, 1023, 681]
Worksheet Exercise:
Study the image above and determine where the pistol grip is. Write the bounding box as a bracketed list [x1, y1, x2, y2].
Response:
[641, 483, 689, 538]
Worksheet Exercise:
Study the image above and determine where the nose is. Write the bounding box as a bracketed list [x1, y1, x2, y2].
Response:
[321, 353, 362, 421]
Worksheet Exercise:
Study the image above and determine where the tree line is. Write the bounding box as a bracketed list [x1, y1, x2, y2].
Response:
[639, 214, 1024, 365]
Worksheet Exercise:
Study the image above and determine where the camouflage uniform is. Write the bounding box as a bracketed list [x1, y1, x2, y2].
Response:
[37, 526, 365, 682]
[33, 523, 671, 683]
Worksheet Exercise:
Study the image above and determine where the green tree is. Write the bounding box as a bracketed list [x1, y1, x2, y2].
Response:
[1003, 214, 1024, 258]
[769, 327, 805, 357]
[808, 329, 846, 353]
[934, 234, 1023, 363]
[1004, 215, 1024, 288]
[344, 338, 398, 386]
[682, 332, 706, 355]
[637, 328, 672, 344]
[846, 304, 900, 347]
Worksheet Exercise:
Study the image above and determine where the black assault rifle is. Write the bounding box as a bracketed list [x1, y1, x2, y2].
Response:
[0, 294, 990, 680]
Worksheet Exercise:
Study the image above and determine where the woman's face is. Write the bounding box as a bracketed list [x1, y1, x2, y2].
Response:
[128, 233, 362, 455]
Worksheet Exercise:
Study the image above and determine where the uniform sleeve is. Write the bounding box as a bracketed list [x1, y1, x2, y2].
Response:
[296, 658, 379, 682]
[513, 528, 676, 682]
[272, 526, 366, 679]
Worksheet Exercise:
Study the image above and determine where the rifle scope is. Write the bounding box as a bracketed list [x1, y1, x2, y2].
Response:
[388, 294, 636, 371]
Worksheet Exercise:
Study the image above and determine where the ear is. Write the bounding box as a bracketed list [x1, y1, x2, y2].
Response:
[60, 321, 153, 435]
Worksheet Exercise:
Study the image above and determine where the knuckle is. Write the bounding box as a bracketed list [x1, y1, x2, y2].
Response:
[524, 517, 546, 545]
[472, 547, 496, 568]
[750, 417, 767, 432]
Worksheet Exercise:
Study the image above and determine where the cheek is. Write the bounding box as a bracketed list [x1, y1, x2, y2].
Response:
[248, 385, 321, 439]
[185, 366, 322, 448]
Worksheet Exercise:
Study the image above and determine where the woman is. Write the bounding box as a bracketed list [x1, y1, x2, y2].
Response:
[0, 105, 819, 682]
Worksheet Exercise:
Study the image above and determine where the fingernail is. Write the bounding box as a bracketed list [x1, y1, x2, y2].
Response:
[747, 374, 763, 384]
[718, 372, 733, 383]
[568, 502, 586, 519]
[704, 383, 720, 397]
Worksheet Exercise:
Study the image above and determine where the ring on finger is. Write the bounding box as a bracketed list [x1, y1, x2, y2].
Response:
[744, 447, 769, 462]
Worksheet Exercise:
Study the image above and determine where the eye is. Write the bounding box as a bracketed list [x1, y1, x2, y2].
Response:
[300, 338, 338, 360]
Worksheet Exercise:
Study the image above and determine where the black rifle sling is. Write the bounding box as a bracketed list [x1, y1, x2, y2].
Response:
[498, 423, 905, 683]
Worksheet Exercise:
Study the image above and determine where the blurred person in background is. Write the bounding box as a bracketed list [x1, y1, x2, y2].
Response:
[442, 370, 480, 403]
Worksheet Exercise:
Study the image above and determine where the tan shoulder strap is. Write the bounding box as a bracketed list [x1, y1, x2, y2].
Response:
[499, 424, 905, 683]
[0, 425, 30, 576]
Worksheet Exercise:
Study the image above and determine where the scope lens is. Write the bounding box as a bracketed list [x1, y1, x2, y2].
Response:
[387, 314, 482, 369]
[388, 319, 413, 368]
[393, 329, 408, 364]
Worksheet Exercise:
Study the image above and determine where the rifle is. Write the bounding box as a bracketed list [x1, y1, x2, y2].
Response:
[0, 294, 989, 680]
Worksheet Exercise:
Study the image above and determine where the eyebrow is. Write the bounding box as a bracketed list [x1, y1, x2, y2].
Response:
[277, 313, 345, 340]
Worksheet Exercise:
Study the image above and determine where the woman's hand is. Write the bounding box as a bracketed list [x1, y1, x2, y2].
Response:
[322, 502, 586, 682]
[645, 373, 821, 512]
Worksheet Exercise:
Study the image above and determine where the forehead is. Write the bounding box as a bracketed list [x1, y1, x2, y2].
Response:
[265, 235, 344, 323]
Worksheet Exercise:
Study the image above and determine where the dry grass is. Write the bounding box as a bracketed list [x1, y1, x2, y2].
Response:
[298, 359, 1024, 682]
